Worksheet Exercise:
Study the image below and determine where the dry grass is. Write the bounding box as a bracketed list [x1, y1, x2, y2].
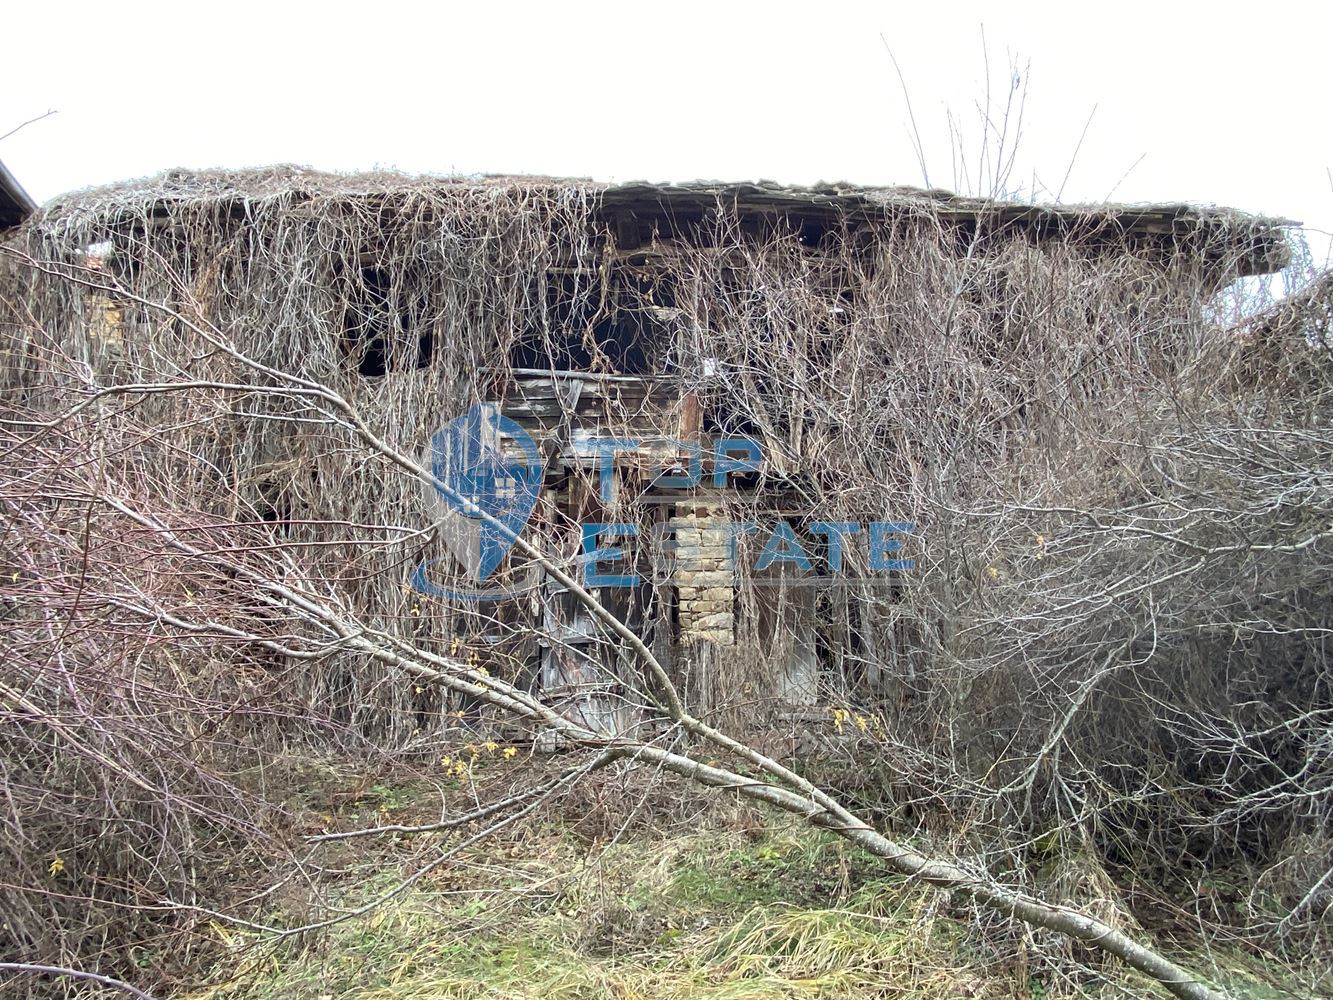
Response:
[184, 811, 1314, 1000]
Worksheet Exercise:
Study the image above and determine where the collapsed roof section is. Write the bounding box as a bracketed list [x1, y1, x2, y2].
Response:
[35, 166, 1293, 278]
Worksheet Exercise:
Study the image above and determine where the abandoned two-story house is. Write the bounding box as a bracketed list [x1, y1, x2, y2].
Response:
[1, 167, 1289, 736]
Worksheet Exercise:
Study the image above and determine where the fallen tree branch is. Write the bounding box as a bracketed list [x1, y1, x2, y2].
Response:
[0, 963, 159, 1000]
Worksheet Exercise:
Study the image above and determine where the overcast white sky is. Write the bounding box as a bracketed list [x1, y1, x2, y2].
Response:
[3, 0, 1330, 266]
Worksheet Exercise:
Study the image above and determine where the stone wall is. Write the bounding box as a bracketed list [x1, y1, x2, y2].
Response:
[671, 502, 735, 645]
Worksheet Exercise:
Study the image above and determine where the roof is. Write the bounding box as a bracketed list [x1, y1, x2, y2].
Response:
[0, 160, 36, 229]
[35, 166, 1294, 276]
[602, 180, 1293, 276]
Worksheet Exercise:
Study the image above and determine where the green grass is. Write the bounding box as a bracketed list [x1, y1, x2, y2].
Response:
[188, 820, 1320, 1000]
[189, 823, 994, 1000]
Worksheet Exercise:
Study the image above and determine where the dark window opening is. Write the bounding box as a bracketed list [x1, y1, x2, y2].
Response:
[701, 404, 762, 439]
[343, 265, 434, 376]
[509, 273, 596, 371]
[509, 332, 595, 372]
[592, 313, 652, 374]
[416, 326, 435, 370]
[798, 219, 827, 247]
[254, 479, 292, 537]
[509, 271, 672, 375]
